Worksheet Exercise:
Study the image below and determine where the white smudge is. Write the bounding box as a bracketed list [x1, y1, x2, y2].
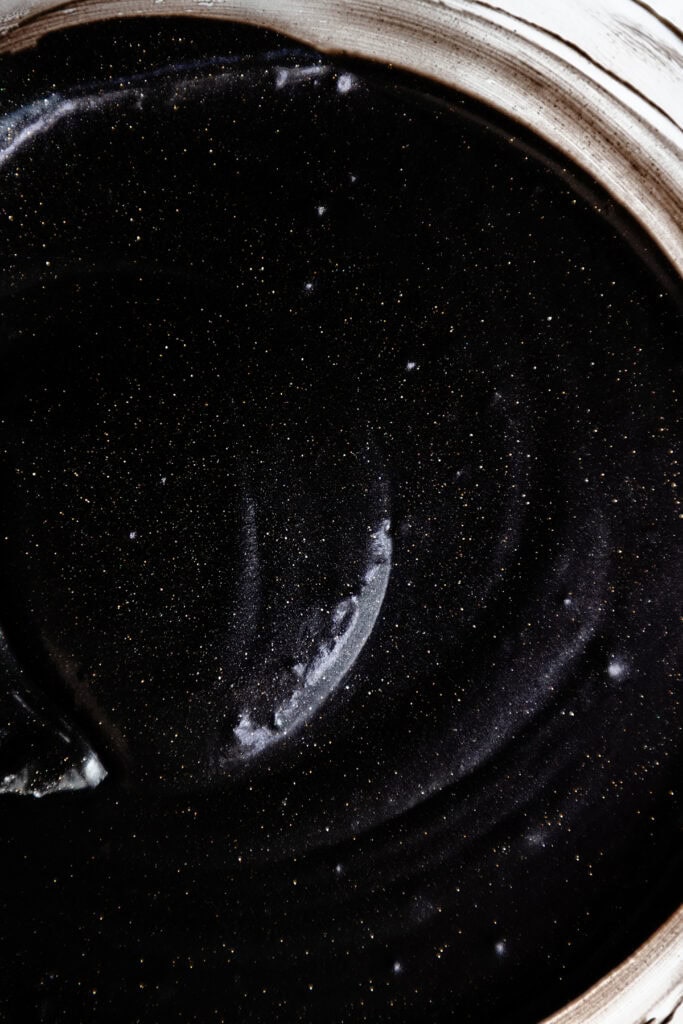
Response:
[274, 65, 326, 90]
[82, 752, 108, 787]
[234, 519, 392, 756]
[607, 658, 627, 680]
[0, 96, 80, 169]
[336, 73, 356, 94]
[0, 750, 107, 798]
[525, 828, 548, 849]
[233, 713, 275, 755]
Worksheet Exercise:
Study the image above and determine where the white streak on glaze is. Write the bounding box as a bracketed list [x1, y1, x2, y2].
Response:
[274, 64, 326, 90]
[0, 750, 107, 797]
[0, 96, 79, 167]
[234, 519, 392, 755]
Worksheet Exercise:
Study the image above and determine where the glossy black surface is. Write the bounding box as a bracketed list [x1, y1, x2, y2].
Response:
[0, 19, 680, 1024]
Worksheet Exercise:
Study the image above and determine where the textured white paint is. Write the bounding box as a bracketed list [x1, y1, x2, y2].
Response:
[234, 519, 392, 756]
[0, 750, 107, 796]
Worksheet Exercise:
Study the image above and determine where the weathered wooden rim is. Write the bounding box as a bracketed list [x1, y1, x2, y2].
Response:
[0, 2, 680, 1022]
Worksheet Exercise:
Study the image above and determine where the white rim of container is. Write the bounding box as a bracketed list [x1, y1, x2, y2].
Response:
[0, 2, 680, 1022]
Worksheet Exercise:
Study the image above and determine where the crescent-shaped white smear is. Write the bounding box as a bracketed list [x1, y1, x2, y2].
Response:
[233, 518, 392, 757]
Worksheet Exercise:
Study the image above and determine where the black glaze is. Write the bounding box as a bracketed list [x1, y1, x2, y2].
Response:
[0, 19, 680, 1024]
